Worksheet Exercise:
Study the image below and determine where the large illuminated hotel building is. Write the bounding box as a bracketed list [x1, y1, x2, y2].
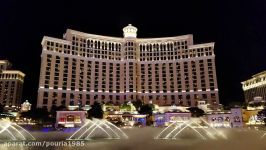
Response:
[242, 71, 266, 103]
[0, 60, 25, 106]
[37, 24, 219, 110]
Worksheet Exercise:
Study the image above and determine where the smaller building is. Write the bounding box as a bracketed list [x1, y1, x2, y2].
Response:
[0, 60, 25, 107]
[246, 97, 266, 111]
[230, 108, 243, 127]
[242, 109, 264, 125]
[206, 108, 243, 128]
[0, 60, 12, 70]
[56, 111, 87, 128]
[197, 101, 210, 112]
[106, 114, 147, 127]
[154, 105, 190, 114]
[206, 113, 231, 128]
[242, 71, 266, 103]
[21, 100, 31, 112]
[154, 112, 191, 127]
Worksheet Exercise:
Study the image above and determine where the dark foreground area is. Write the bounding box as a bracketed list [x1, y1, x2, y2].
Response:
[0, 127, 266, 150]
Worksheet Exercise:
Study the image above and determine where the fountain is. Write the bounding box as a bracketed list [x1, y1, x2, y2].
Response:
[67, 118, 128, 140]
[259, 127, 266, 139]
[0, 120, 35, 141]
[155, 117, 227, 140]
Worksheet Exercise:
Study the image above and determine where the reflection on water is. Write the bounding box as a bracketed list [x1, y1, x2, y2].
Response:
[67, 119, 128, 140]
[0, 120, 35, 141]
[0, 127, 266, 150]
[155, 118, 227, 140]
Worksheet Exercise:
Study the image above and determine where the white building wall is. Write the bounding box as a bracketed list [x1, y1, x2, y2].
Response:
[37, 26, 219, 111]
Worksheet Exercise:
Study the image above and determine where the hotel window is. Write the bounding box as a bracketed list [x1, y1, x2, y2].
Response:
[94, 62, 100, 92]
[43, 99, 48, 105]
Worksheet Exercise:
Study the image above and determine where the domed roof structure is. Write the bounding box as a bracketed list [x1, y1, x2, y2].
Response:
[123, 24, 138, 38]
[21, 100, 32, 112]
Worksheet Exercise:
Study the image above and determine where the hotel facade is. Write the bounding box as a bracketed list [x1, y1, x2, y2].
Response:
[0, 60, 25, 107]
[38, 24, 219, 110]
[242, 71, 266, 103]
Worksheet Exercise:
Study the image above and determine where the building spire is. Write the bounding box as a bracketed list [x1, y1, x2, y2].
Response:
[123, 24, 137, 38]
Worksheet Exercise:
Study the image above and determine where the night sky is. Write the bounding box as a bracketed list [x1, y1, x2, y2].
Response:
[1, 0, 266, 107]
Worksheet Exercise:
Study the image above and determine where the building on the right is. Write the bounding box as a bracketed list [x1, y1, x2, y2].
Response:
[241, 71, 266, 103]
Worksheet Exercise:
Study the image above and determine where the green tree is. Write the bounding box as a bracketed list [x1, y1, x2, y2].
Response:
[139, 104, 154, 126]
[56, 105, 66, 111]
[106, 101, 114, 106]
[120, 104, 131, 111]
[187, 107, 205, 117]
[20, 107, 50, 124]
[50, 105, 57, 117]
[88, 102, 103, 119]
[132, 99, 143, 111]
[139, 104, 153, 116]
[0, 103, 4, 113]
